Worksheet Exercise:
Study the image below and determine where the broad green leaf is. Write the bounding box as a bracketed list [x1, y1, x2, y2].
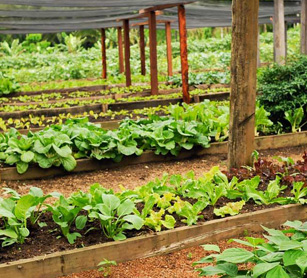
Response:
[122, 214, 143, 230]
[16, 161, 29, 174]
[279, 241, 303, 251]
[296, 255, 307, 273]
[53, 144, 72, 158]
[117, 199, 135, 217]
[20, 151, 34, 163]
[266, 265, 290, 278]
[15, 195, 36, 220]
[75, 215, 87, 230]
[0, 229, 17, 239]
[253, 262, 280, 277]
[217, 248, 254, 263]
[161, 214, 176, 230]
[283, 250, 305, 266]
[60, 155, 76, 171]
[201, 244, 221, 253]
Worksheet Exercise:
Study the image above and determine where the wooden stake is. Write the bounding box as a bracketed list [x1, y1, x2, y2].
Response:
[117, 27, 124, 74]
[228, 0, 259, 169]
[148, 11, 159, 95]
[123, 20, 131, 87]
[165, 22, 173, 77]
[257, 27, 261, 68]
[139, 25, 146, 76]
[178, 4, 190, 104]
[301, 0, 307, 54]
[273, 0, 286, 65]
[100, 28, 107, 79]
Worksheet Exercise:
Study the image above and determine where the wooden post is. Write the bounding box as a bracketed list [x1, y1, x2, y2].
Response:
[273, 0, 286, 65]
[123, 19, 131, 87]
[117, 27, 124, 74]
[139, 25, 146, 76]
[165, 22, 173, 77]
[178, 5, 190, 104]
[228, 0, 259, 169]
[100, 28, 107, 79]
[148, 11, 159, 95]
[301, 0, 307, 54]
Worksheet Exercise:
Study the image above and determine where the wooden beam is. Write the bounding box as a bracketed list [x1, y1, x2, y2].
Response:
[178, 4, 190, 104]
[100, 28, 107, 79]
[123, 19, 132, 87]
[301, 0, 307, 54]
[139, 1, 195, 14]
[139, 25, 146, 76]
[148, 11, 159, 95]
[257, 27, 261, 68]
[228, 0, 259, 169]
[117, 27, 124, 74]
[273, 0, 286, 65]
[131, 19, 174, 27]
[165, 22, 173, 77]
[117, 10, 163, 21]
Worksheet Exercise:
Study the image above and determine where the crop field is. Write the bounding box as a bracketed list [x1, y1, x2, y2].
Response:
[0, 2, 307, 278]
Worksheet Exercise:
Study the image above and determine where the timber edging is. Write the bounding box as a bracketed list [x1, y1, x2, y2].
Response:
[0, 204, 306, 278]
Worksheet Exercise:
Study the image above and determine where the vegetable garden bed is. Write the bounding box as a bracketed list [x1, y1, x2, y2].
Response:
[1, 130, 306, 181]
[0, 91, 229, 120]
[0, 204, 305, 278]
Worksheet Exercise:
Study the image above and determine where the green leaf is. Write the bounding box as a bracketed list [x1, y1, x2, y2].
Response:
[60, 155, 76, 171]
[283, 250, 305, 266]
[117, 199, 135, 217]
[53, 144, 72, 158]
[5, 154, 19, 165]
[20, 151, 34, 163]
[296, 255, 307, 274]
[122, 215, 144, 230]
[217, 248, 254, 263]
[16, 161, 29, 174]
[266, 265, 290, 278]
[75, 215, 87, 230]
[201, 244, 221, 253]
[253, 262, 280, 277]
[279, 241, 303, 251]
[66, 232, 81, 244]
[217, 263, 238, 276]
[0, 229, 17, 239]
[15, 195, 36, 220]
[161, 214, 176, 230]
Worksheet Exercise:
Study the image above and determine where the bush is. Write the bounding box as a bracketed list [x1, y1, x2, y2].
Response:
[258, 56, 307, 125]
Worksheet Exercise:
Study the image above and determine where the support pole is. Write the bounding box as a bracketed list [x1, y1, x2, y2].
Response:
[301, 0, 307, 54]
[273, 0, 286, 65]
[123, 19, 131, 87]
[178, 4, 190, 104]
[139, 25, 146, 76]
[117, 27, 124, 74]
[148, 11, 159, 95]
[228, 0, 259, 169]
[165, 22, 173, 77]
[100, 28, 107, 79]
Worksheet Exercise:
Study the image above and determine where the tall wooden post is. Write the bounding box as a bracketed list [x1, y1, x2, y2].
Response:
[148, 11, 158, 95]
[301, 0, 307, 54]
[178, 5, 190, 104]
[123, 19, 131, 87]
[228, 0, 259, 169]
[139, 25, 146, 76]
[117, 27, 124, 74]
[100, 28, 107, 79]
[273, 0, 286, 65]
[165, 22, 173, 77]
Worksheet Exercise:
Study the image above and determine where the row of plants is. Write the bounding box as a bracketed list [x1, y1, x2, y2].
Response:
[0, 87, 229, 113]
[194, 220, 307, 278]
[0, 153, 306, 251]
[0, 100, 274, 174]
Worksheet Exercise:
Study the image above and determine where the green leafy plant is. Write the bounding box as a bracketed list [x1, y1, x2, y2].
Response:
[193, 220, 307, 277]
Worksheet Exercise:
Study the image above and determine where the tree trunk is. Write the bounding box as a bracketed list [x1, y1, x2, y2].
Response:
[273, 0, 286, 65]
[228, 0, 259, 169]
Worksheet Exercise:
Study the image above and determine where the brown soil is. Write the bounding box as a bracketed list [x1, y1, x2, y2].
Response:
[60, 232, 263, 278]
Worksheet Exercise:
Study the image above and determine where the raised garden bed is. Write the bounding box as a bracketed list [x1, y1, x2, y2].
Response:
[0, 92, 230, 120]
[0, 204, 305, 278]
[1, 130, 306, 181]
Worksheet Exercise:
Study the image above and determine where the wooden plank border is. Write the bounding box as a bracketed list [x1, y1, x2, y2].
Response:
[0, 130, 306, 181]
[0, 204, 306, 278]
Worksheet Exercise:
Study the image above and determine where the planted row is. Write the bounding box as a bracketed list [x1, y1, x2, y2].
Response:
[0, 154, 306, 248]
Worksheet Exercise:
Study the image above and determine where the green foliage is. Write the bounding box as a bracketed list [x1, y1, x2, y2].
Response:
[214, 200, 245, 217]
[285, 107, 305, 133]
[258, 56, 307, 127]
[97, 259, 117, 276]
[194, 221, 307, 277]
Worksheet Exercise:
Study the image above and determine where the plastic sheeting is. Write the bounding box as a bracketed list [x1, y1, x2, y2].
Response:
[0, 0, 302, 34]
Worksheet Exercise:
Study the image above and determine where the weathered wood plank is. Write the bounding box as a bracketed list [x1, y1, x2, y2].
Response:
[0, 205, 305, 278]
[123, 19, 132, 87]
[100, 28, 107, 79]
[273, 0, 286, 64]
[165, 22, 173, 77]
[139, 25, 146, 76]
[117, 27, 125, 74]
[301, 0, 307, 54]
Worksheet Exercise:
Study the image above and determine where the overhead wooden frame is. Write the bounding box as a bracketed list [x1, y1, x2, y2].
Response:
[139, 1, 195, 14]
